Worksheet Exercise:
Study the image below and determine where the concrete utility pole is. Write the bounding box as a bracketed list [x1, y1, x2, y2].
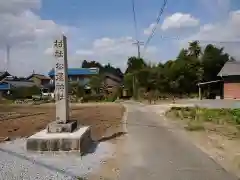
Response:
[132, 40, 144, 99]
[5, 45, 10, 72]
[133, 40, 144, 59]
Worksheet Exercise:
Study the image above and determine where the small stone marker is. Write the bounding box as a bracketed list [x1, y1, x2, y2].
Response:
[47, 35, 77, 133]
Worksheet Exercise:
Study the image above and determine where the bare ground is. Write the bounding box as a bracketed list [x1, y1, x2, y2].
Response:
[0, 103, 125, 142]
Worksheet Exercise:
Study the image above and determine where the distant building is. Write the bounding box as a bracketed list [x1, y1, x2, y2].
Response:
[102, 72, 123, 93]
[0, 78, 36, 97]
[26, 74, 51, 87]
[48, 68, 99, 86]
[0, 71, 11, 81]
[218, 60, 240, 99]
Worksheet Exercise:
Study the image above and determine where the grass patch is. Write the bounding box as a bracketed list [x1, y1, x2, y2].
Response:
[167, 106, 240, 125]
[166, 106, 240, 136]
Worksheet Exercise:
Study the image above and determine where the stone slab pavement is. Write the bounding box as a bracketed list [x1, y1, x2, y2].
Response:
[115, 101, 238, 180]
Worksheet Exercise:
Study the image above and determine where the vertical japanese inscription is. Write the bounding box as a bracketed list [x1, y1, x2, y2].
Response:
[53, 35, 69, 123]
[54, 39, 65, 101]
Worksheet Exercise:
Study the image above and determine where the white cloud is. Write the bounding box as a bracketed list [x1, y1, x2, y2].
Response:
[161, 13, 200, 31]
[0, 0, 41, 14]
[200, 0, 230, 18]
[44, 47, 53, 55]
[0, 0, 74, 76]
[76, 49, 94, 56]
[180, 10, 240, 59]
[144, 23, 159, 35]
[75, 36, 159, 71]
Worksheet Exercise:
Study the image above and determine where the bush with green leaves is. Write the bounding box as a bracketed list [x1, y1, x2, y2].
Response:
[167, 107, 240, 125]
[9, 86, 41, 100]
[81, 94, 104, 103]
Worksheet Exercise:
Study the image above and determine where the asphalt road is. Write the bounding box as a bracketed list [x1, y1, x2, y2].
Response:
[118, 102, 238, 180]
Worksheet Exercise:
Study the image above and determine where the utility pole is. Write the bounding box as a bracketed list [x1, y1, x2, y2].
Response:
[133, 40, 144, 59]
[5, 44, 10, 72]
[132, 40, 144, 99]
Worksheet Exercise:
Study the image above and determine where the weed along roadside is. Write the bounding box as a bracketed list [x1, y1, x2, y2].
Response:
[166, 107, 240, 136]
[165, 106, 240, 177]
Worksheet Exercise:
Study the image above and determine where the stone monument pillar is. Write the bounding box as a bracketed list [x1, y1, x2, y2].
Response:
[47, 35, 77, 133]
[26, 34, 92, 152]
[54, 35, 69, 123]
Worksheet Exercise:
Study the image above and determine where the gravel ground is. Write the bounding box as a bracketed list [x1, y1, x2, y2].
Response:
[0, 139, 114, 180]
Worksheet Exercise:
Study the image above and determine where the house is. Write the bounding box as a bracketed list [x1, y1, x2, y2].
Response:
[217, 60, 240, 99]
[102, 72, 123, 92]
[48, 68, 99, 86]
[26, 74, 51, 87]
[0, 78, 36, 97]
[0, 71, 11, 81]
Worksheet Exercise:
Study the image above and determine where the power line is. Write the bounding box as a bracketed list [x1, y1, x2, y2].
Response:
[131, 0, 144, 59]
[143, 0, 168, 53]
[130, 0, 144, 99]
[131, 0, 138, 41]
[196, 40, 240, 44]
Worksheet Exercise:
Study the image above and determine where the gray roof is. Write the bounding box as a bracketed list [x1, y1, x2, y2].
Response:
[218, 61, 240, 76]
[104, 72, 122, 82]
[0, 72, 5, 76]
[5, 80, 36, 88]
[0, 71, 10, 77]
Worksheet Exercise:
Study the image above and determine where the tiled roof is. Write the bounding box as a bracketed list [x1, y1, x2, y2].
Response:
[0, 71, 10, 78]
[27, 74, 50, 80]
[7, 80, 36, 87]
[0, 80, 36, 90]
[0, 72, 5, 76]
[48, 68, 99, 76]
[0, 83, 10, 90]
[218, 61, 240, 76]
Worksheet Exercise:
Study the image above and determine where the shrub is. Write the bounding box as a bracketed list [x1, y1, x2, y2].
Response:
[81, 94, 104, 103]
[168, 107, 240, 125]
[9, 86, 41, 100]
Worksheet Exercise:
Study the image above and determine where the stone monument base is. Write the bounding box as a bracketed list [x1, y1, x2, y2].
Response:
[47, 120, 78, 133]
[26, 126, 92, 154]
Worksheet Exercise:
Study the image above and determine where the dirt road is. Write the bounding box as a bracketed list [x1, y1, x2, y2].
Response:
[90, 101, 238, 180]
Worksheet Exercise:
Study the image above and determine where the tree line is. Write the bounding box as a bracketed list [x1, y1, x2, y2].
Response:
[124, 41, 234, 98]
[81, 41, 234, 99]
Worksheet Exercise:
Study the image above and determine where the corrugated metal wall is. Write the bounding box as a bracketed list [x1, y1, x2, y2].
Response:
[224, 83, 240, 99]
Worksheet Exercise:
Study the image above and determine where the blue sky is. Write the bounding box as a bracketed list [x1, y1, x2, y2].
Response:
[39, 0, 240, 60]
[0, 0, 240, 75]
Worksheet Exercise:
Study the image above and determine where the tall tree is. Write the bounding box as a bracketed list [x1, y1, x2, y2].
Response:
[188, 41, 202, 58]
[201, 44, 229, 81]
[125, 56, 147, 73]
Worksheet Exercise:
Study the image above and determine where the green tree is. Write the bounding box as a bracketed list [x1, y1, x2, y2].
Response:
[201, 44, 229, 81]
[69, 82, 84, 97]
[89, 75, 103, 94]
[188, 40, 202, 58]
[125, 56, 147, 73]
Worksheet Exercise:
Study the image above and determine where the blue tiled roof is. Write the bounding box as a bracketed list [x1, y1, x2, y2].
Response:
[0, 80, 36, 90]
[0, 83, 10, 90]
[48, 68, 99, 76]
